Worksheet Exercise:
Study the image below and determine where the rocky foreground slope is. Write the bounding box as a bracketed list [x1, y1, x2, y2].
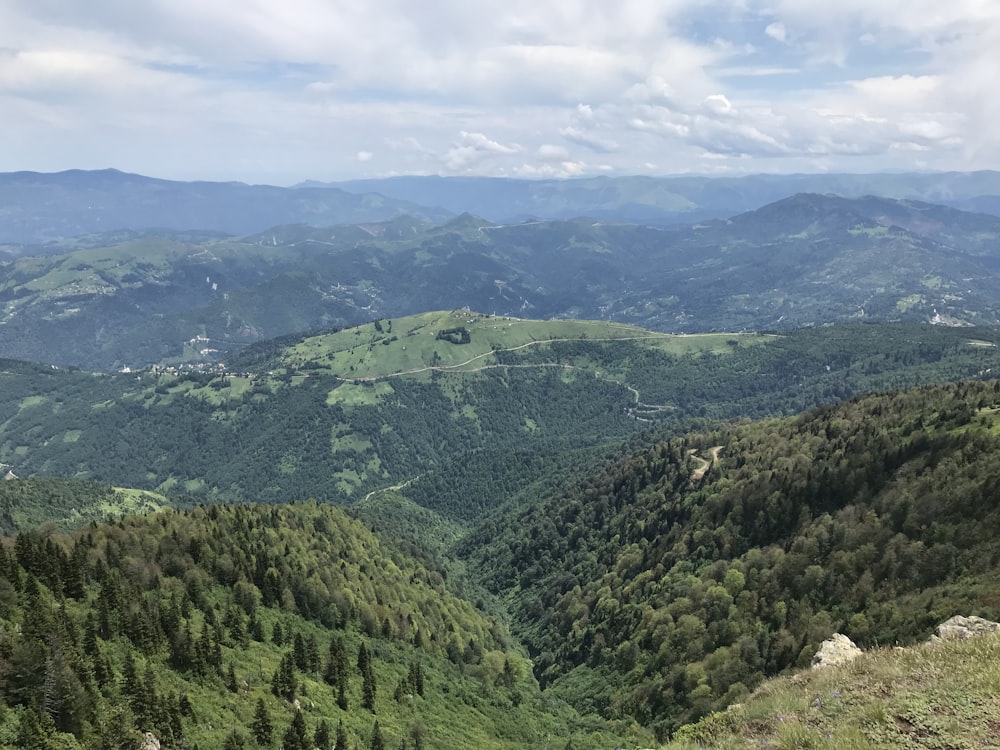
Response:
[665, 616, 1000, 749]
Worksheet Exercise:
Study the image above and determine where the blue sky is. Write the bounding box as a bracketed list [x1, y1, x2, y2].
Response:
[0, 0, 996, 184]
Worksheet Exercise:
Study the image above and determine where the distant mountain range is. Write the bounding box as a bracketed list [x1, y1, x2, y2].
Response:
[3, 168, 1000, 247]
[0, 168, 451, 245]
[2, 193, 1000, 368]
[319, 170, 1000, 224]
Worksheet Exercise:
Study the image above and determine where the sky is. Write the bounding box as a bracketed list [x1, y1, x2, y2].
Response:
[1, 1, 997, 185]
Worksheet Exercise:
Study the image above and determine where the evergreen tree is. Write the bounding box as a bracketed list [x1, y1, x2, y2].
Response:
[293, 632, 308, 670]
[306, 632, 321, 672]
[251, 697, 273, 746]
[358, 640, 376, 712]
[336, 719, 349, 750]
[271, 652, 296, 701]
[337, 676, 349, 711]
[282, 709, 310, 750]
[370, 720, 385, 750]
[223, 728, 247, 750]
[362, 665, 377, 712]
[314, 718, 331, 750]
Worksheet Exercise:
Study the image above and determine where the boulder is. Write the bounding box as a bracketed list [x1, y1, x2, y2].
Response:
[935, 615, 1000, 641]
[141, 733, 161, 750]
[811, 633, 862, 669]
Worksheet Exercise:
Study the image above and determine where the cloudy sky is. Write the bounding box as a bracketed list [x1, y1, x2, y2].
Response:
[1, 1, 997, 184]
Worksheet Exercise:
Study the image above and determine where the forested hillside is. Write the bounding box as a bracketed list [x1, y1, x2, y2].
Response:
[462, 380, 1000, 739]
[0, 500, 636, 749]
[3, 317, 1000, 518]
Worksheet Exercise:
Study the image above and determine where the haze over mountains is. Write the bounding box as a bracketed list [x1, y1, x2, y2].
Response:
[4, 169, 1000, 250]
[5, 169, 1000, 748]
[3, 170, 1000, 369]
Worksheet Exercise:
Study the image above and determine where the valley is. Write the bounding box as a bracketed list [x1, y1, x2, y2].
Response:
[3, 173, 1000, 748]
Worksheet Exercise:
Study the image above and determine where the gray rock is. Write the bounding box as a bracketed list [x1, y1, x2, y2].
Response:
[935, 615, 1000, 641]
[811, 633, 862, 669]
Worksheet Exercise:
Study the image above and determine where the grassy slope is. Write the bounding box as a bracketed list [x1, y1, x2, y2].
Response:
[282, 310, 764, 383]
[665, 633, 1000, 749]
[0, 477, 170, 535]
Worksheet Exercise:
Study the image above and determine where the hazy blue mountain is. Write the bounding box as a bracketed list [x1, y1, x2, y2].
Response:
[3, 194, 1000, 369]
[324, 171, 1000, 224]
[0, 168, 452, 245]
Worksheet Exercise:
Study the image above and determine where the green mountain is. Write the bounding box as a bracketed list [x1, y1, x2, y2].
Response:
[0, 498, 638, 749]
[3, 314, 1000, 516]
[5, 315, 1000, 744]
[459, 379, 1000, 740]
[4, 195, 1000, 369]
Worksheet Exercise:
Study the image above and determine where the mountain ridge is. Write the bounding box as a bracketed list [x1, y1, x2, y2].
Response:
[4, 194, 1000, 369]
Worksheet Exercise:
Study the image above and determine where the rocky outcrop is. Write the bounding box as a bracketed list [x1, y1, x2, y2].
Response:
[933, 615, 1000, 641]
[141, 733, 160, 750]
[811, 633, 862, 669]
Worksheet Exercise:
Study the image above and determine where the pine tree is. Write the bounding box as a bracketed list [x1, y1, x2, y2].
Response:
[337, 676, 349, 711]
[357, 640, 377, 711]
[362, 665, 377, 712]
[370, 720, 386, 750]
[271, 652, 296, 700]
[293, 632, 308, 670]
[251, 697, 273, 746]
[336, 719, 349, 750]
[306, 632, 321, 672]
[223, 728, 247, 750]
[314, 718, 331, 750]
[282, 709, 310, 750]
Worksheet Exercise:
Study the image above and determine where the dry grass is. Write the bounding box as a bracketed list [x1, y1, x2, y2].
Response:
[663, 633, 1000, 749]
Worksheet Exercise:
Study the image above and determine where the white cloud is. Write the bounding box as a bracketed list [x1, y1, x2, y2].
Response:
[0, 0, 996, 180]
[443, 131, 522, 173]
[765, 22, 787, 43]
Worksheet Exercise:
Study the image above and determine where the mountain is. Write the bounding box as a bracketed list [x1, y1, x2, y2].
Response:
[458, 379, 1000, 739]
[325, 171, 1000, 224]
[0, 169, 452, 245]
[6, 346, 1000, 745]
[5, 169, 999, 251]
[0, 497, 638, 748]
[4, 195, 1000, 369]
[2, 314, 1000, 519]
